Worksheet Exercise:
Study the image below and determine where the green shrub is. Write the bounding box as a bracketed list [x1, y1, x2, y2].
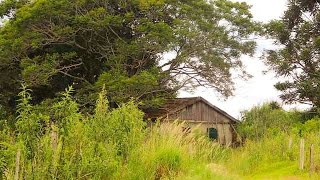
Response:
[238, 102, 301, 140]
[303, 117, 320, 133]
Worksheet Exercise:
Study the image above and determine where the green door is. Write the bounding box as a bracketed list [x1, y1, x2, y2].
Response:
[207, 128, 218, 140]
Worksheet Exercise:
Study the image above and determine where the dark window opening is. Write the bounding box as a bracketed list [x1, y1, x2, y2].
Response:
[207, 128, 218, 140]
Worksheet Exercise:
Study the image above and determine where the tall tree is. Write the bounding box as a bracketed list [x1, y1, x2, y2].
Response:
[0, 0, 260, 112]
[265, 0, 320, 110]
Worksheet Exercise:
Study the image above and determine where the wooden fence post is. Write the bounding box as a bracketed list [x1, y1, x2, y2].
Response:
[51, 125, 58, 152]
[310, 144, 315, 174]
[288, 137, 293, 150]
[299, 138, 305, 170]
[14, 148, 21, 180]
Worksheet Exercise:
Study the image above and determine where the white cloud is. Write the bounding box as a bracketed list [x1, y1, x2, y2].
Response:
[240, 0, 288, 22]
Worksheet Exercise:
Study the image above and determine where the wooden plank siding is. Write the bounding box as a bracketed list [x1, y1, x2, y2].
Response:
[166, 101, 236, 145]
[168, 101, 231, 124]
[143, 97, 239, 146]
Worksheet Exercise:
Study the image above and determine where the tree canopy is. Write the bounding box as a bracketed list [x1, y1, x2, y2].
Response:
[0, 0, 260, 112]
[265, 0, 320, 110]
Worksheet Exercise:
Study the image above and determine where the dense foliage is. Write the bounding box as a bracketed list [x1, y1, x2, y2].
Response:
[237, 102, 301, 140]
[0, 87, 225, 179]
[0, 0, 260, 113]
[0, 87, 145, 179]
[237, 102, 320, 140]
[265, 0, 320, 111]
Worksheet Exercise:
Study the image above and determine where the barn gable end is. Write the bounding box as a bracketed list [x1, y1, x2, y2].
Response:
[143, 97, 239, 146]
[170, 101, 233, 124]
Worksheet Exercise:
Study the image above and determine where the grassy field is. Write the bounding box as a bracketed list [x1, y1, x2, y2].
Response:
[205, 137, 320, 180]
[124, 122, 320, 180]
[1, 91, 320, 179]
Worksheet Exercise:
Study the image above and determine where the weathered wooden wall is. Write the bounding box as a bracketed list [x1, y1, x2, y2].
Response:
[168, 102, 230, 123]
[166, 101, 236, 145]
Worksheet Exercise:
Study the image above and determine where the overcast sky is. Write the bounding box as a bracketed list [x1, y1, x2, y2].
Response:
[179, 0, 311, 119]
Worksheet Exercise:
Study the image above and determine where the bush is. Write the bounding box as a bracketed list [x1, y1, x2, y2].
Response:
[238, 102, 301, 140]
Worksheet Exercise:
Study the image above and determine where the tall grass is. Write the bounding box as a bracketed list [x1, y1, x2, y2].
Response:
[120, 122, 228, 179]
[223, 133, 320, 179]
[223, 103, 320, 179]
[0, 87, 228, 179]
[3, 91, 320, 179]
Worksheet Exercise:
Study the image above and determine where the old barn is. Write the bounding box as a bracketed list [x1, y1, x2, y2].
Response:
[144, 97, 240, 146]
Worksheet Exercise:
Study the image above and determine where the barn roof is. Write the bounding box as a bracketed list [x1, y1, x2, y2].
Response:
[143, 97, 239, 123]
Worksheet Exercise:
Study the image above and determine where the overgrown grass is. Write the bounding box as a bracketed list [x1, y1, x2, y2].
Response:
[0, 87, 229, 179]
[118, 122, 229, 179]
[2, 91, 320, 179]
[222, 102, 320, 179]
[222, 133, 320, 179]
